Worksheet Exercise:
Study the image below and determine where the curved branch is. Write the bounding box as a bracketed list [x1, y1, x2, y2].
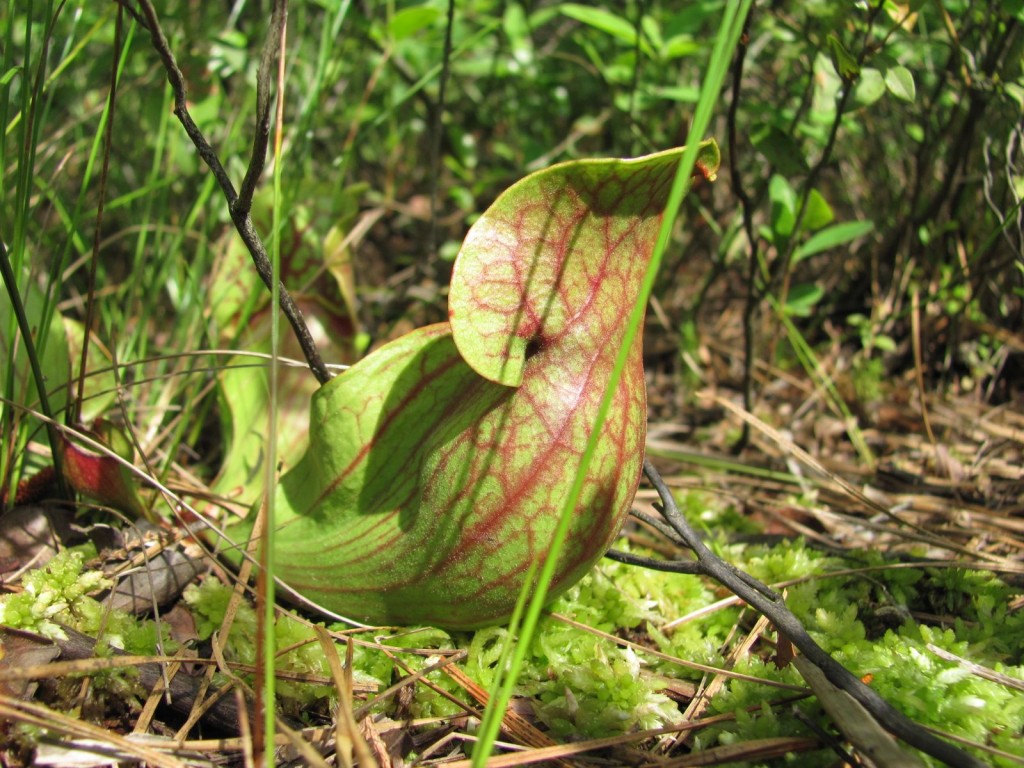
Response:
[605, 548, 700, 574]
[623, 459, 986, 768]
[131, 0, 331, 385]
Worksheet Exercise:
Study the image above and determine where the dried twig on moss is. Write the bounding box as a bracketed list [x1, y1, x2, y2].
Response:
[606, 459, 986, 768]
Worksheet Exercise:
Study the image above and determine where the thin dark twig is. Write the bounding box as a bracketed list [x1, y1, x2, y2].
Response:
[427, 0, 456, 261]
[629, 507, 686, 545]
[236, 0, 285, 216]
[130, 0, 331, 385]
[771, 0, 886, 302]
[631, 458, 986, 768]
[117, 0, 146, 30]
[605, 548, 701, 574]
[131, 0, 235, 203]
[791, 705, 857, 764]
[726, 11, 758, 450]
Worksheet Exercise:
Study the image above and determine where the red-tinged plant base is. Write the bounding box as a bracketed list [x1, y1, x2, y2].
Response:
[222, 142, 721, 629]
[60, 420, 146, 520]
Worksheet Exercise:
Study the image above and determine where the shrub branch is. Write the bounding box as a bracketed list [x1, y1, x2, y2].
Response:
[606, 460, 986, 768]
[129, 0, 331, 385]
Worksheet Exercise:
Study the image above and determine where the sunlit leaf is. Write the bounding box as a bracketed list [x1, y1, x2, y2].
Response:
[803, 189, 835, 231]
[389, 6, 441, 41]
[641, 15, 663, 52]
[662, 35, 701, 59]
[827, 34, 860, 81]
[650, 84, 700, 103]
[884, 65, 916, 102]
[769, 174, 797, 238]
[785, 283, 825, 317]
[503, 3, 533, 64]
[794, 220, 875, 262]
[853, 68, 886, 108]
[875, 335, 897, 352]
[560, 4, 655, 57]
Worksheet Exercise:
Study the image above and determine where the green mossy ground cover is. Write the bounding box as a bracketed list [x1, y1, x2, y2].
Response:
[4, 531, 1021, 765]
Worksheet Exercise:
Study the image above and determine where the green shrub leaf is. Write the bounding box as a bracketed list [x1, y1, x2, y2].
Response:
[794, 220, 875, 262]
[559, 4, 655, 57]
[884, 65, 916, 102]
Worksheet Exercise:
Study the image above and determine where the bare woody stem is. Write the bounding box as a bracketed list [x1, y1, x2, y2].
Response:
[607, 461, 985, 768]
[130, 0, 331, 385]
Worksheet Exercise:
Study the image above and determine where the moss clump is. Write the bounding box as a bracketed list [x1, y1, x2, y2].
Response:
[690, 539, 1024, 766]
[183, 580, 465, 718]
[184, 580, 338, 709]
[0, 549, 111, 640]
[0, 548, 173, 656]
[0, 548, 181, 728]
[465, 556, 690, 739]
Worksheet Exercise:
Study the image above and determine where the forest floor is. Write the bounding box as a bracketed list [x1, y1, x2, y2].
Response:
[2, 310, 1022, 767]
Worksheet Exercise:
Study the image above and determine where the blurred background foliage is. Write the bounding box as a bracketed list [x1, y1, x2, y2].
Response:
[2, 0, 1023, 486]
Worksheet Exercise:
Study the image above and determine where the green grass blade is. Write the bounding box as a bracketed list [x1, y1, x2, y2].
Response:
[768, 294, 876, 468]
[470, 3, 753, 764]
[261, 7, 290, 760]
[0, 241, 67, 494]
